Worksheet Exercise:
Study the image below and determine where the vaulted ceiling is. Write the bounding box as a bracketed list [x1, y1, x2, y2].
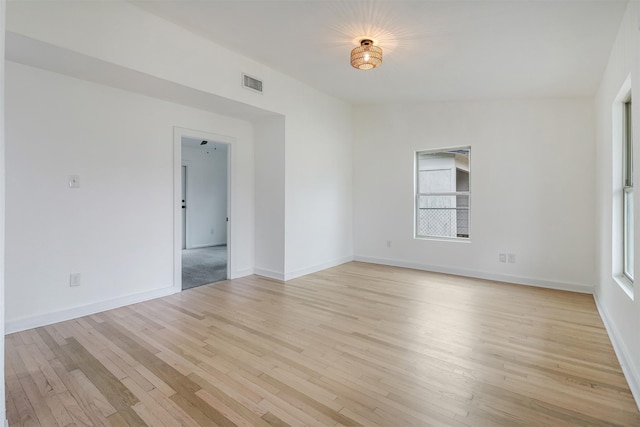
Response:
[133, 0, 628, 104]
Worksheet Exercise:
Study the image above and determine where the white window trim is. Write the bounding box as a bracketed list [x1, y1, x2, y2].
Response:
[612, 75, 634, 300]
[622, 98, 633, 283]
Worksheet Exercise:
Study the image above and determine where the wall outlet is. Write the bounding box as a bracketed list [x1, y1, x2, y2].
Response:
[508, 253, 516, 263]
[386, 240, 392, 248]
[499, 253, 507, 263]
[210, 228, 215, 235]
[70, 273, 81, 287]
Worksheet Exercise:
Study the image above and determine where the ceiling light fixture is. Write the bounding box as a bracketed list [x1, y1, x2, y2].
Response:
[350, 39, 383, 70]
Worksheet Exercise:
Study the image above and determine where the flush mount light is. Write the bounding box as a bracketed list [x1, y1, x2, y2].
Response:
[350, 39, 383, 70]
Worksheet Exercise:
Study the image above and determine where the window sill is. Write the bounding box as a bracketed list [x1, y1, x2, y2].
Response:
[613, 275, 634, 300]
[414, 236, 472, 243]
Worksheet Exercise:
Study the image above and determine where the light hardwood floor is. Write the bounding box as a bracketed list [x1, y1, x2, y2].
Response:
[6, 262, 640, 426]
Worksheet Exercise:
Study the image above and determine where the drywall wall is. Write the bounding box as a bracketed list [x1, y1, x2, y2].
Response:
[353, 98, 596, 292]
[284, 99, 354, 279]
[594, 0, 640, 409]
[7, 0, 353, 282]
[5, 61, 254, 329]
[0, 1, 6, 423]
[254, 116, 286, 278]
[182, 144, 228, 248]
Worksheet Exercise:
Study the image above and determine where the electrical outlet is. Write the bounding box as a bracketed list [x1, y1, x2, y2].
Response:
[499, 253, 507, 263]
[386, 240, 392, 248]
[210, 228, 215, 235]
[508, 253, 516, 263]
[69, 273, 81, 287]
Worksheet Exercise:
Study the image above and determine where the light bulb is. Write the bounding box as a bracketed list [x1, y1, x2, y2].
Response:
[364, 52, 370, 62]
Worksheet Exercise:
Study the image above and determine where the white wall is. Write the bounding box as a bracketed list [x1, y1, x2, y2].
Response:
[354, 98, 596, 292]
[182, 144, 228, 248]
[284, 102, 354, 279]
[5, 62, 255, 330]
[255, 117, 286, 278]
[7, 0, 353, 283]
[0, 0, 7, 423]
[595, 0, 640, 409]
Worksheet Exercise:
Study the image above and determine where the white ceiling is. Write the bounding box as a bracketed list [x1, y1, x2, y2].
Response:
[133, 0, 629, 104]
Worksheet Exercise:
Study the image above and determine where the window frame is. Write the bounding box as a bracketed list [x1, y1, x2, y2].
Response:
[622, 96, 634, 283]
[414, 147, 471, 241]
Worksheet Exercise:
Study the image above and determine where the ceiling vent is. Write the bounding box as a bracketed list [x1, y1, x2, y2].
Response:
[242, 73, 263, 94]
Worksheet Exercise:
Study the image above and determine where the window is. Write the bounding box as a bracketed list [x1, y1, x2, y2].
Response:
[415, 148, 470, 239]
[613, 78, 634, 297]
[623, 97, 634, 282]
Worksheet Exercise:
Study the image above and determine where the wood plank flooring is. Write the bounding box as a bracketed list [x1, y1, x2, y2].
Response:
[6, 261, 640, 426]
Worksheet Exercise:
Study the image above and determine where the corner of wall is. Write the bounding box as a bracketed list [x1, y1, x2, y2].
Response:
[254, 268, 285, 282]
[354, 256, 594, 294]
[231, 267, 255, 279]
[283, 255, 354, 281]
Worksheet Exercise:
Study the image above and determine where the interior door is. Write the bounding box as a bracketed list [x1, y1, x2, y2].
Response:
[181, 165, 187, 249]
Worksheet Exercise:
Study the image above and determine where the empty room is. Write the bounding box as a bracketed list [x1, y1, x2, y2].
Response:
[2, 0, 640, 426]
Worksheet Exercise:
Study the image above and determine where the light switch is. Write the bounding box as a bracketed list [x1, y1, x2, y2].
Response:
[68, 175, 80, 188]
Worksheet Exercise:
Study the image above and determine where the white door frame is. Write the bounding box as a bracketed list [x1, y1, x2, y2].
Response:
[173, 126, 233, 291]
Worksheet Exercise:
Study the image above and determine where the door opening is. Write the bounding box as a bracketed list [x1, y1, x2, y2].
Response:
[179, 135, 230, 290]
[181, 165, 187, 250]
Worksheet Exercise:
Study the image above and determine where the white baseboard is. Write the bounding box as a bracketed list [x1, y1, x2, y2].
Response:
[353, 256, 594, 294]
[5, 286, 180, 334]
[594, 294, 640, 411]
[188, 242, 226, 249]
[230, 267, 254, 279]
[254, 267, 285, 281]
[284, 255, 354, 281]
[254, 256, 354, 282]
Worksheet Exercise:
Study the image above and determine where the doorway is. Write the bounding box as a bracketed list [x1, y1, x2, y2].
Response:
[180, 135, 229, 290]
[182, 165, 187, 249]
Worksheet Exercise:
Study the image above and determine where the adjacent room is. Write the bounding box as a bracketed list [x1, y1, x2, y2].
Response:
[181, 136, 229, 290]
[1, 0, 640, 426]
